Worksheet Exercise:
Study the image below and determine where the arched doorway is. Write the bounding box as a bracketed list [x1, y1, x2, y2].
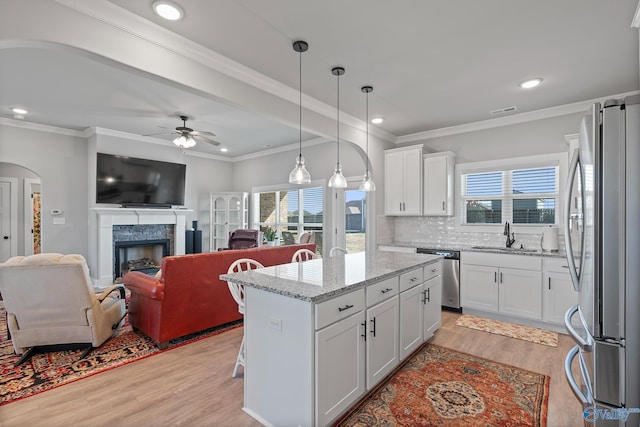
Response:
[0, 163, 41, 262]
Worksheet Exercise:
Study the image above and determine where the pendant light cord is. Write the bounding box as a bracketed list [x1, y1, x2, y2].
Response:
[336, 72, 340, 164]
[365, 91, 369, 174]
[298, 49, 302, 158]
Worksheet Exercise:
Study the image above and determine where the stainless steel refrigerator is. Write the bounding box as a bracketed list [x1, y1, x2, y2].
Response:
[564, 95, 640, 426]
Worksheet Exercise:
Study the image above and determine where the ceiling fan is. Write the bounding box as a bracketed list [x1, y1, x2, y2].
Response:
[145, 115, 220, 148]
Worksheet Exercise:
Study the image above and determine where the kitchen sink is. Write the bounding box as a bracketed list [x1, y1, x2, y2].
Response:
[471, 246, 539, 253]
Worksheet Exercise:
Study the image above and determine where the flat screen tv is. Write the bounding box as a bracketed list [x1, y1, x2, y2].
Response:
[96, 153, 186, 207]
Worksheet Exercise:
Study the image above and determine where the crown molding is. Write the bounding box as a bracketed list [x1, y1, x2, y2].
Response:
[54, 0, 397, 145]
[0, 117, 84, 137]
[397, 90, 640, 143]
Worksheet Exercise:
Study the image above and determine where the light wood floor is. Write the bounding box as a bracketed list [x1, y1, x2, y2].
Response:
[0, 311, 583, 426]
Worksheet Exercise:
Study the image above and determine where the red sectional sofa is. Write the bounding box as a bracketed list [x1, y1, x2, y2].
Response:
[123, 243, 316, 348]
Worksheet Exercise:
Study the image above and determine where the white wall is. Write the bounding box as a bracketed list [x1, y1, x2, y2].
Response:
[0, 124, 88, 256]
[185, 153, 234, 251]
[405, 112, 584, 163]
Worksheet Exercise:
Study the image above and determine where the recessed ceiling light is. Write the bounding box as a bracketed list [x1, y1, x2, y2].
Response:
[371, 117, 384, 125]
[220, 148, 228, 153]
[153, 1, 183, 20]
[11, 107, 27, 115]
[519, 78, 543, 89]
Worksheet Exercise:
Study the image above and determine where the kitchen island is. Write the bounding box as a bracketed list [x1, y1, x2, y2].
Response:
[221, 251, 442, 427]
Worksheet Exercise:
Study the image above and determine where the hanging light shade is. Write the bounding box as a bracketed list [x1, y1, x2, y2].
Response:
[359, 85, 376, 192]
[328, 66, 348, 189]
[288, 40, 311, 184]
[173, 133, 196, 148]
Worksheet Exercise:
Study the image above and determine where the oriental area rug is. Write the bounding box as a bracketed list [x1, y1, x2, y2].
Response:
[455, 314, 559, 347]
[0, 305, 241, 406]
[335, 344, 549, 427]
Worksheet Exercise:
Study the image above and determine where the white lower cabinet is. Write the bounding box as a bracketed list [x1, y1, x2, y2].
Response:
[460, 264, 499, 312]
[399, 271, 442, 359]
[423, 278, 442, 338]
[542, 258, 578, 324]
[366, 295, 400, 388]
[461, 252, 542, 320]
[399, 283, 424, 359]
[316, 311, 366, 427]
[498, 267, 542, 320]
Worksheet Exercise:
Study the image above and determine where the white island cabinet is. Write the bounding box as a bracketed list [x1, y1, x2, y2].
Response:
[221, 251, 442, 427]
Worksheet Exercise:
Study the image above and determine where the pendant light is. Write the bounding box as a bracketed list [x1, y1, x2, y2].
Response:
[359, 85, 376, 191]
[328, 66, 347, 189]
[288, 40, 311, 184]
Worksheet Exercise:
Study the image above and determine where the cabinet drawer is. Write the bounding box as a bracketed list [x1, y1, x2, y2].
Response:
[543, 257, 571, 273]
[399, 268, 423, 292]
[315, 288, 365, 330]
[366, 277, 399, 307]
[423, 261, 441, 282]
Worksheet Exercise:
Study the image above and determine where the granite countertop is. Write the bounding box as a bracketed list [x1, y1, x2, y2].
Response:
[220, 251, 441, 303]
[383, 241, 566, 258]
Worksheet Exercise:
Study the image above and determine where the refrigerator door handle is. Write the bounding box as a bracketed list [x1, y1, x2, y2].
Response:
[565, 305, 593, 351]
[563, 148, 585, 292]
[564, 345, 592, 405]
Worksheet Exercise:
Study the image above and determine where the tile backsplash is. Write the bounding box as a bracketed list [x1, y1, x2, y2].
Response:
[379, 215, 566, 252]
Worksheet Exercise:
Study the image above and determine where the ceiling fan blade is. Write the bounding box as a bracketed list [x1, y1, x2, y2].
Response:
[142, 131, 176, 137]
[193, 134, 221, 146]
[191, 130, 216, 137]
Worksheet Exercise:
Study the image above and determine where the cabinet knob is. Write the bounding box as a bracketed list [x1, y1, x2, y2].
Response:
[381, 287, 393, 294]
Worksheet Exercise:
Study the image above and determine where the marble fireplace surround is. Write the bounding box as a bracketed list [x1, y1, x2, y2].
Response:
[91, 208, 192, 287]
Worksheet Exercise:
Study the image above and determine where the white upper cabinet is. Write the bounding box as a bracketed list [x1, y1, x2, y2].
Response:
[423, 151, 455, 216]
[384, 145, 422, 215]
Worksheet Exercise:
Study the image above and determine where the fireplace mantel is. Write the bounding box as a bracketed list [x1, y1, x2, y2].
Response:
[90, 208, 192, 287]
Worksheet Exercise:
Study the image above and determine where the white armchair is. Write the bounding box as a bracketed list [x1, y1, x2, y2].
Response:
[0, 253, 126, 364]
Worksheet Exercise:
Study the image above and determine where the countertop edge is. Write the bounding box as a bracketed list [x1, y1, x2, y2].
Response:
[221, 256, 441, 303]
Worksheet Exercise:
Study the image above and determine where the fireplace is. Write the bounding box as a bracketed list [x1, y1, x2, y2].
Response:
[114, 239, 170, 280]
[91, 208, 192, 288]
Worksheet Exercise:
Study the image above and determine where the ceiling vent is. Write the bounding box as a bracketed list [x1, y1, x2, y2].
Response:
[490, 106, 517, 115]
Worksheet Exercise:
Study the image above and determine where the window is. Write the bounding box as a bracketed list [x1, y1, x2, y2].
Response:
[460, 156, 561, 226]
[254, 186, 324, 250]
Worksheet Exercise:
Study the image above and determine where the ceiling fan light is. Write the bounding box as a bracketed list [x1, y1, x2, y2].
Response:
[328, 163, 348, 189]
[359, 171, 376, 192]
[289, 154, 311, 184]
[173, 134, 196, 148]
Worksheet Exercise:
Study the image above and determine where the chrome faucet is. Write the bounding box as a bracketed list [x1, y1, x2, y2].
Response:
[504, 221, 516, 248]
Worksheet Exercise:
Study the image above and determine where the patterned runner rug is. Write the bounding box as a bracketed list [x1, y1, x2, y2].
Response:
[0, 305, 241, 406]
[455, 314, 558, 347]
[336, 343, 549, 426]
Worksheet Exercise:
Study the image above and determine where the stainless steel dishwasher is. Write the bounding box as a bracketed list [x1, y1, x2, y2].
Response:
[416, 248, 460, 310]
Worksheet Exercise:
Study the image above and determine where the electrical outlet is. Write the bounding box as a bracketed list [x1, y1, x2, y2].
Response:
[268, 316, 282, 331]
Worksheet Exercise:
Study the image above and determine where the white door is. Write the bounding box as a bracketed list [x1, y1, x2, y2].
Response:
[424, 156, 447, 215]
[315, 311, 366, 426]
[402, 150, 422, 215]
[498, 267, 542, 320]
[460, 264, 498, 312]
[366, 295, 399, 389]
[399, 284, 424, 359]
[384, 151, 404, 215]
[0, 181, 12, 262]
[423, 278, 442, 339]
[543, 271, 578, 324]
